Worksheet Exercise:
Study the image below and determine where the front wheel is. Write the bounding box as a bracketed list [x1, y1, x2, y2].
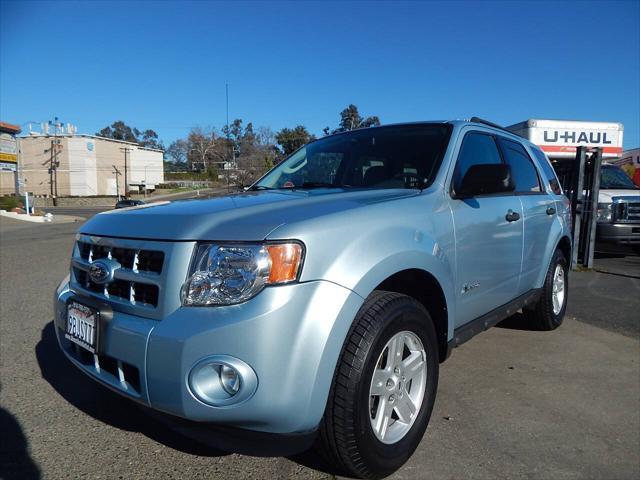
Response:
[316, 291, 439, 479]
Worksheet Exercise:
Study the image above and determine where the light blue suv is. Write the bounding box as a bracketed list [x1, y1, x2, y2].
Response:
[55, 119, 572, 479]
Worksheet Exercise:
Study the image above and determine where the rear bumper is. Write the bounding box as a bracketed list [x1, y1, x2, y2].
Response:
[596, 223, 640, 245]
[54, 279, 364, 434]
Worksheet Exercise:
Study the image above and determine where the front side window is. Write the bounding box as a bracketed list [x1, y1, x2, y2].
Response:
[452, 132, 503, 192]
[254, 124, 452, 190]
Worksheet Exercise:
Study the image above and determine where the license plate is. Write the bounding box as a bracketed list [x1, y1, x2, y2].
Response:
[66, 301, 99, 353]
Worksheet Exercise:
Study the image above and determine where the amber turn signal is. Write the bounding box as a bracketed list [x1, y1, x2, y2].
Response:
[266, 243, 303, 284]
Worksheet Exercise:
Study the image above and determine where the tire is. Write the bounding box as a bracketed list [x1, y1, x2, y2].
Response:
[523, 248, 568, 330]
[316, 291, 439, 479]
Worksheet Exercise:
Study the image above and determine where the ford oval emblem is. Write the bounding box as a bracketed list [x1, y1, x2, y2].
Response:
[89, 259, 118, 284]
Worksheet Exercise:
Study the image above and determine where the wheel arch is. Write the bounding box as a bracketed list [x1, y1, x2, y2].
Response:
[557, 235, 572, 266]
[374, 269, 449, 363]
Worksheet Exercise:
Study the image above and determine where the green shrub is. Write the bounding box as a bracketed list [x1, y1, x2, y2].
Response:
[0, 196, 22, 211]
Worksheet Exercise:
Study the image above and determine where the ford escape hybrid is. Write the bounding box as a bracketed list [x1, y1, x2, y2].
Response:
[55, 119, 572, 479]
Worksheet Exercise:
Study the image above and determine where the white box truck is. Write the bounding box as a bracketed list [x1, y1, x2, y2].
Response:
[508, 119, 640, 253]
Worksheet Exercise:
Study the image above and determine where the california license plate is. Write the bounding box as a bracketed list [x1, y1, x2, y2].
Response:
[66, 301, 99, 353]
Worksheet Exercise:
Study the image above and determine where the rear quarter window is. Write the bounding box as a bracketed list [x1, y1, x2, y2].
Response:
[531, 147, 562, 195]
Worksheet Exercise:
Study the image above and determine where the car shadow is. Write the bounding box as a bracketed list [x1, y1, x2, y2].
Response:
[495, 311, 542, 331]
[35, 321, 340, 473]
[0, 403, 41, 480]
[36, 321, 228, 457]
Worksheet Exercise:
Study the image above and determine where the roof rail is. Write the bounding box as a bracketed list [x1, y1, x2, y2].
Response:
[469, 117, 512, 134]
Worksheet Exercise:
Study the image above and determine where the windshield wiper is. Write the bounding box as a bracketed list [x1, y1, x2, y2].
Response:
[297, 182, 349, 189]
[247, 185, 274, 191]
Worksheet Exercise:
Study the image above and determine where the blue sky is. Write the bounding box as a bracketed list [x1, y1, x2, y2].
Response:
[1, 0, 639, 148]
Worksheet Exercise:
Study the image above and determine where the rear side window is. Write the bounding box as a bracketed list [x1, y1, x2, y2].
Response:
[453, 133, 503, 191]
[531, 147, 562, 194]
[497, 138, 541, 193]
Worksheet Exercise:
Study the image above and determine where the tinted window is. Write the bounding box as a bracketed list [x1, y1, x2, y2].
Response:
[531, 147, 562, 194]
[256, 124, 452, 190]
[497, 138, 541, 192]
[453, 133, 503, 191]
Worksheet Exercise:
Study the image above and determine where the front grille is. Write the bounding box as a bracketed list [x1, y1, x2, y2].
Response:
[71, 238, 167, 310]
[70, 234, 193, 321]
[613, 199, 640, 223]
[74, 269, 159, 307]
[77, 240, 164, 273]
[626, 202, 640, 222]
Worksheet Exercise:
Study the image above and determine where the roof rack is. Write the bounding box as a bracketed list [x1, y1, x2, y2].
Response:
[469, 117, 512, 134]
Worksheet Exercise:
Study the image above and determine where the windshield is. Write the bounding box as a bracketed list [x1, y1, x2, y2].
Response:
[254, 124, 451, 190]
[600, 165, 638, 189]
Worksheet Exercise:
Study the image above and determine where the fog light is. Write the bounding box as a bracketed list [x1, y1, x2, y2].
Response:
[220, 364, 240, 395]
[188, 355, 257, 407]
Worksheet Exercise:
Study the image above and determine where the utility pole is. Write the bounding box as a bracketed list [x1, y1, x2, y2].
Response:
[112, 165, 122, 200]
[48, 116, 63, 205]
[119, 147, 132, 198]
[226, 83, 234, 192]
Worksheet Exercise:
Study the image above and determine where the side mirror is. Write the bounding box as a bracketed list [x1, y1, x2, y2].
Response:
[455, 164, 514, 198]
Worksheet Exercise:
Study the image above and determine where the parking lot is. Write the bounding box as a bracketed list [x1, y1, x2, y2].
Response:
[1, 213, 639, 480]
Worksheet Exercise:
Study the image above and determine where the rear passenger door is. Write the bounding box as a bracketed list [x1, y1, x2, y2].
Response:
[448, 131, 524, 328]
[496, 137, 555, 294]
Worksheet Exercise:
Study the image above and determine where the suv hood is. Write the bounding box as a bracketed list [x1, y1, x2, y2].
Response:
[599, 189, 640, 202]
[80, 189, 419, 241]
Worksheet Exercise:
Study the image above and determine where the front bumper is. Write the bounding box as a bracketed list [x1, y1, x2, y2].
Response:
[596, 223, 640, 245]
[54, 280, 364, 434]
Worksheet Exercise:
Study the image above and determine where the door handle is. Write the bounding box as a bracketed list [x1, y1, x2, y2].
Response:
[505, 209, 520, 222]
[546, 206, 556, 215]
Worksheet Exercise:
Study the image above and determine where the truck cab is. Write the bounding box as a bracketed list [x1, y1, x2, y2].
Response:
[596, 163, 640, 252]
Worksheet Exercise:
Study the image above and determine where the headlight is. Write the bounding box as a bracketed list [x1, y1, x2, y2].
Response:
[596, 202, 612, 223]
[181, 242, 304, 306]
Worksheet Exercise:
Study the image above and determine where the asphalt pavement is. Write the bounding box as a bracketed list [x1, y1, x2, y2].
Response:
[1, 218, 638, 480]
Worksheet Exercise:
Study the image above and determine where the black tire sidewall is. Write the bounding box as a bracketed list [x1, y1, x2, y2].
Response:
[545, 249, 568, 328]
[354, 300, 439, 475]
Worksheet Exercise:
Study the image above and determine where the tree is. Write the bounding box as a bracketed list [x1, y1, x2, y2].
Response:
[228, 123, 279, 187]
[187, 127, 225, 171]
[139, 129, 163, 150]
[166, 139, 188, 163]
[97, 121, 139, 143]
[96, 121, 164, 149]
[324, 104, 381, 135]
[165, 139, 189, 172]
[275, 125, 316, 156]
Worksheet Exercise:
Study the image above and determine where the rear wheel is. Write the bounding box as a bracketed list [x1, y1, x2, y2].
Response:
[317, 291, 439, 479]
[523, 248, 568, 330]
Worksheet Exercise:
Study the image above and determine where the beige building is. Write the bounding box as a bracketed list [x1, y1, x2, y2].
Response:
[18, 134, 164, 197]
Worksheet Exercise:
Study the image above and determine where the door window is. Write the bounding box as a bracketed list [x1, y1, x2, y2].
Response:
[453, 133, 503, 192]
[497, 138, 542, 193]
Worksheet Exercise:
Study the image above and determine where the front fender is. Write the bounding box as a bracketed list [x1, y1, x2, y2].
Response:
[268, 193, 456, 340]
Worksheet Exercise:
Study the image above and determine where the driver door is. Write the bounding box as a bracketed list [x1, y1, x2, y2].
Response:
[448, 131, 524, 328]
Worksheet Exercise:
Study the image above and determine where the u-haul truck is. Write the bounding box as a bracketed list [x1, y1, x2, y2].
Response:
[508, 119, 639, 253]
